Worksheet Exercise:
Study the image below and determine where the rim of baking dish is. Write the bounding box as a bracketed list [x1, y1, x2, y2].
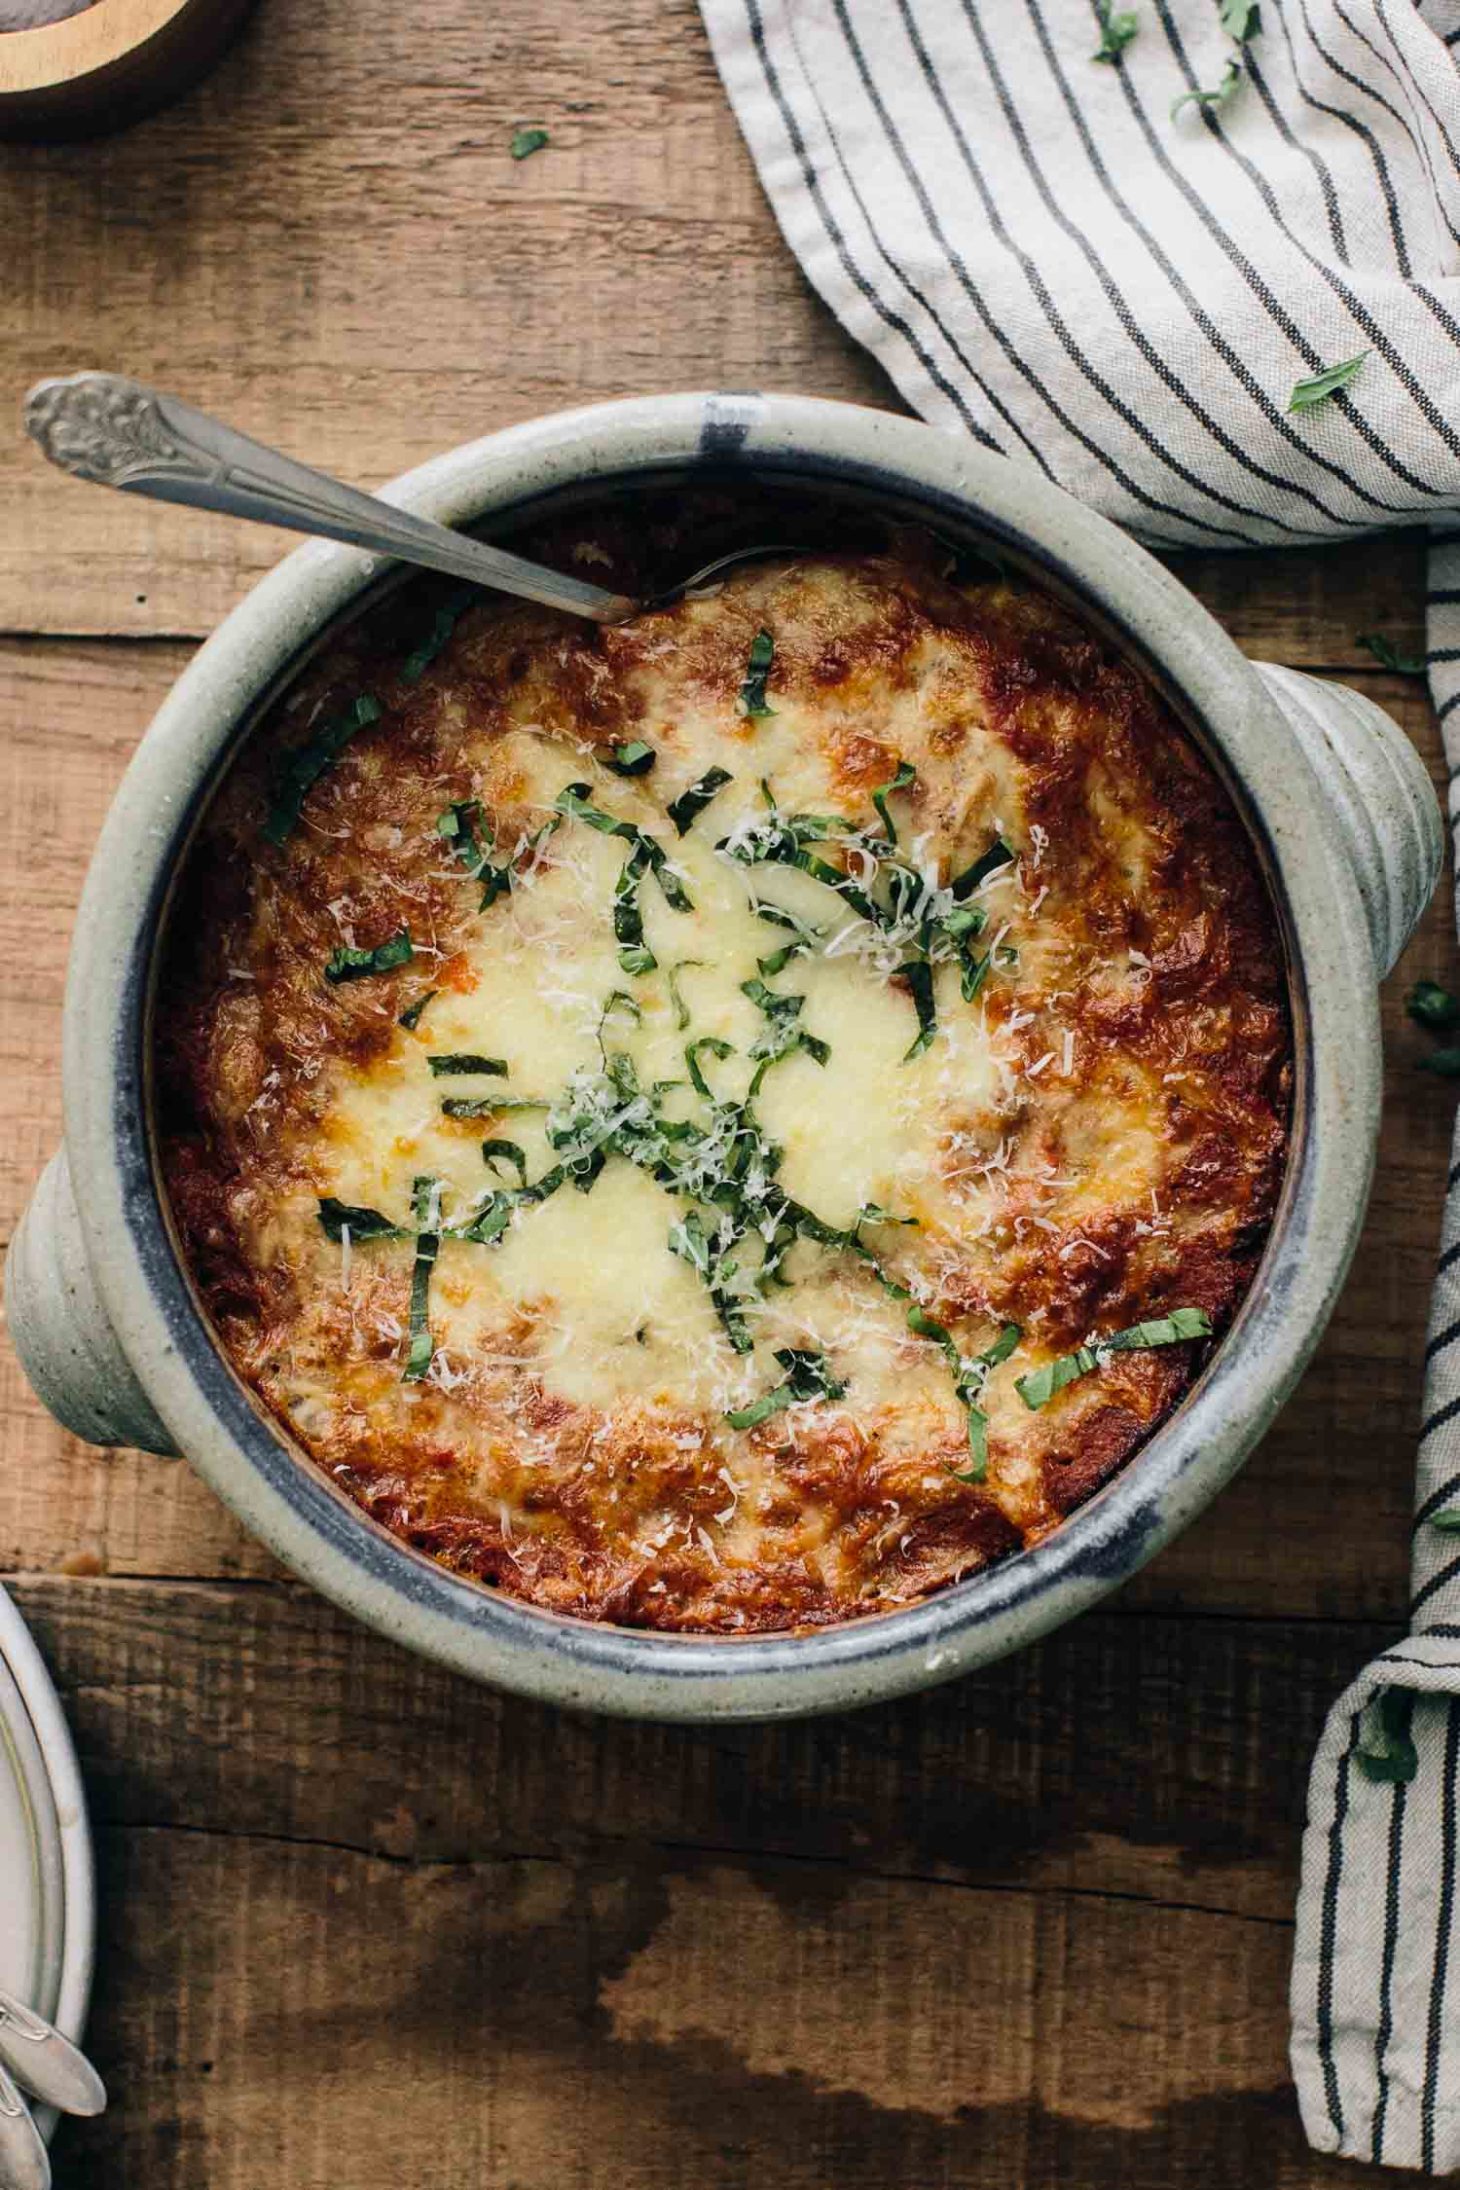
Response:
[61, 393, 1377, 1720]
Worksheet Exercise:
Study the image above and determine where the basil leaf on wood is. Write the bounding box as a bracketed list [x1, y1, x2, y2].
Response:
[317, 1198, 403, 1242]
[428, 1053, 509, 1077]
[324, 930, 413, 984]
[725, 1347, 847, 1430]
[1357, 633, 1426, 677]
[1288, 351, 1369, 413]
[1016, 1306, 1213, 1410]
[510, 125, 549, 159]
[264, 694, 381, 845]
[1420, 1049, 1460, 1077]
[1407, 981, 1460, 1032]
[668, 766, 732, 836]
[737, 629, 776, 720]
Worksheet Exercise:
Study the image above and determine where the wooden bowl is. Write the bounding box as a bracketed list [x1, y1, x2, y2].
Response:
[0, 0, 254, 138]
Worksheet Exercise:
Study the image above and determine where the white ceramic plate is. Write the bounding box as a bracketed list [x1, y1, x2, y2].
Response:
[0, 1586, 95, 2143]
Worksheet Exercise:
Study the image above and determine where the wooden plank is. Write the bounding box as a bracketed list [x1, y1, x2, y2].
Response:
[0, 0, 1429, 662]
[13, 1576, 1393, 2189]
[0, 0, 889, 638]
[0, 639, 1452, 1614]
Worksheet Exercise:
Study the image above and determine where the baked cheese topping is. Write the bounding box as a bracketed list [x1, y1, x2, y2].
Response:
[157, 529, 1290, 1633]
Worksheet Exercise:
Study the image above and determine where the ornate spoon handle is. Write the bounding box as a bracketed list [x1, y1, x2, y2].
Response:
[0, 2060, 48, 2190]
[0, 1990, 104, 2118]
[24, 371, 637, 624]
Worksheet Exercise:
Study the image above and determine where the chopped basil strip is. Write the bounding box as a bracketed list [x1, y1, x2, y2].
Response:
[1171, 57, 1244, 117]
[510, 125, 549, 159]
[437, 797, 527, 911]
[402, 587, 473, 682]
[556, 782, 694, 918]
[665, 959, 703, 1032]
[871, 759, 916, 846]
[317, 1198, 402, 1242]
[906, 1308, 1020, 1479]
[950, 837, 1015, 900]
[599, 990, 643, 1038]
[1288, 351, 1369, 413]
[1092, 0, 1138, 60]
[757, 938, 810, 978]
[1357, 632, 1427, 677]
[742, 976, 830, 1097]
[613, 843, 657, 976]
[685, 1035, 734, 1099]
[857, 1202, 916, 1228]
[1016, 1307, 1213, 1411]
[440, 1096, 517, 1119]
[398, 991, 437, 1031]
[668, 1209, 754, 1353]
[1357, 1688, 1419, 1785]
[428, 1053, 509, 1077]
[264, 694, 382, 845]
[606, 740, 656, 776]
[324, 929, 413, 984]
[402, 1176, 442, 1382]
[668, 766, 733, 836]
[1431, 1509, 1460, 1532]
[752, 897, 822, 940]
[899, 961, 938, 1060]
[725, 1347, 847, 1430]
[737, 629, 776, 720]
[1408, 981, 1460, 1032]
[480, 1139, 528, 1187]
[452, 1165, 566, 1246]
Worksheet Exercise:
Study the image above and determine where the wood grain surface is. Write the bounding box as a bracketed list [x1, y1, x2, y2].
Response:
[0, 2, 1449, 2184]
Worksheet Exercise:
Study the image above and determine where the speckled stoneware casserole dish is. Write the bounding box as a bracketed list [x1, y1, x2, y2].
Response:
[4, 393, 1444, 1720]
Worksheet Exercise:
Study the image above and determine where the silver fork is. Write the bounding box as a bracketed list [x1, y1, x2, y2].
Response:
[23, 371, 806, 626]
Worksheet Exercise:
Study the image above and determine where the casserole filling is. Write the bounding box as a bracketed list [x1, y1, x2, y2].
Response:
[156, 529, 1291, 1633]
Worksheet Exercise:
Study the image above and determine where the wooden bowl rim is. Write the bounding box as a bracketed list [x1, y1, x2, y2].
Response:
[0, 0, 203, 94]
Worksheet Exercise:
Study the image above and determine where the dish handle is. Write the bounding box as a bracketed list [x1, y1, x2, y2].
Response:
[1254, 662, 1444, 978]
[4, 1151, 176, 1455]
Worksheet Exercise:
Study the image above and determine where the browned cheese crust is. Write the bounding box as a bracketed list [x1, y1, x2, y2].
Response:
[156, 527, 1290, 1635]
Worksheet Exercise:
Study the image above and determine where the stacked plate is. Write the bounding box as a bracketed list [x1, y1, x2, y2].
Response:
[0, 1587, 94, 2153]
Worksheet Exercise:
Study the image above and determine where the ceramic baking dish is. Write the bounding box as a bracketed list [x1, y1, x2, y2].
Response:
[4, 392, 1443, 1718]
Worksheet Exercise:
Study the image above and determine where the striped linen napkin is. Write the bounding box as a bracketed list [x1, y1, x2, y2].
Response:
[697, 0, 1460, 2169]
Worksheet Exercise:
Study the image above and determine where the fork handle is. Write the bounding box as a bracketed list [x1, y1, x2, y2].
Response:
[23, 371, 636, 624]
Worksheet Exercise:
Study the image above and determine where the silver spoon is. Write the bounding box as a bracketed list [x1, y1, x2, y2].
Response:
[0, 2061, 49, 2190]
[0, 1990, 105, 2118]
[23, 371, 806, 626]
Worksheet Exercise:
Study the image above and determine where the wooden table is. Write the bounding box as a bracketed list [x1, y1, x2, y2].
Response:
[0, 4, 1452, 2183]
